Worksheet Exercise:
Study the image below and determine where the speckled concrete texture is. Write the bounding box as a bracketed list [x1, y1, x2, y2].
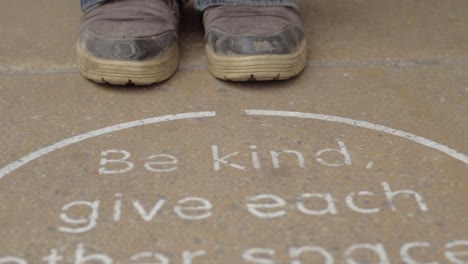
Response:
[0, 1, 467, 263]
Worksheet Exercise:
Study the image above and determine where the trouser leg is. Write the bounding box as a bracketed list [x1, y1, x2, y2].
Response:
[80, 0, 107, 11]
[194, 0, 298, 11]
[81, 0, 298, 12]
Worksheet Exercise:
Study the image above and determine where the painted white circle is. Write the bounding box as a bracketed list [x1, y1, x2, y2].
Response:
[0, 110, 466, 180]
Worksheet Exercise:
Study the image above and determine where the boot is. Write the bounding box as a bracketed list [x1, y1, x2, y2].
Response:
[203, 5, 307, 81]
[77, 0, 180, 85]
[203, 6, 306, 81]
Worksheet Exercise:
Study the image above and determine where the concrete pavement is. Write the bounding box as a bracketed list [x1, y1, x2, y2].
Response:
[0, 0, 467, 263]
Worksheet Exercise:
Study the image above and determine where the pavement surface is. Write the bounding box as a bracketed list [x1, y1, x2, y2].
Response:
[0, 0, 467, 263]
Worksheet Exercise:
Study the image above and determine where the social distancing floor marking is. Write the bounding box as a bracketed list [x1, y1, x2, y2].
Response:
[0, 112, 216, 179]
[0, 109, 466, 180]
[245, 110, 468, 164]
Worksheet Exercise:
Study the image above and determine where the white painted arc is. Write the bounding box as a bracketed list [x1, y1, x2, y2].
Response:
[0, 112, 216, 179]
[1, 110, 466, 180]
[245, 110, 468, 165]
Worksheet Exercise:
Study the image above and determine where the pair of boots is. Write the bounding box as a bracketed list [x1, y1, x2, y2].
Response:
[77, 0, 307, 85]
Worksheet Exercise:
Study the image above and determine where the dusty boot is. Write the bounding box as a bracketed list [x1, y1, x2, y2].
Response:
[77, 0, 180, 85]
[203, 6, 307, 81]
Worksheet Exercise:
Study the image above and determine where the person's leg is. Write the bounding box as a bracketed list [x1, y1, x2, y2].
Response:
[194, 0, 297, 11]
[80, 0, 107, 11]
[195, 0, 306, 81]
[77, 0, 181, 85]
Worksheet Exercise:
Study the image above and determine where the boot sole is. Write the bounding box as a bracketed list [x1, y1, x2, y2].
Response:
[76, 42, 179, 85]
[206, 40, 307, 81]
